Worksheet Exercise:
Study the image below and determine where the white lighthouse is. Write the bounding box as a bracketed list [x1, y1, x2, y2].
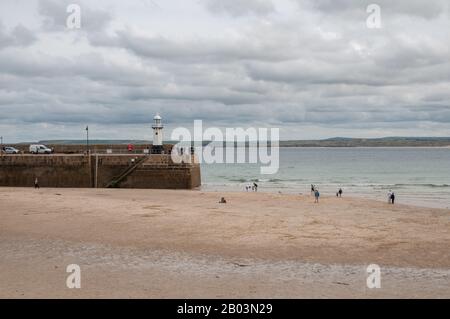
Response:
[151, 113, 164, 154]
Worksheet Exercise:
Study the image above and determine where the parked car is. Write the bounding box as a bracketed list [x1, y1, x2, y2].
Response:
[2, 146, 20, 154]
[29, 144, 52, 154]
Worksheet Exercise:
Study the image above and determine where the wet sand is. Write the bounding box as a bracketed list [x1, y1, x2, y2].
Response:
[0, 187, 449, 298]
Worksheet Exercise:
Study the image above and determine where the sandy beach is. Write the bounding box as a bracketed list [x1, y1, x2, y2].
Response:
[0, 187, 449, 298]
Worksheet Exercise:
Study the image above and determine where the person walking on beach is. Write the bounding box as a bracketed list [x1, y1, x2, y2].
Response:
[390, 192, 395, 204]
[253, 182, 258, 192]
[338, 188, 343, 197]
[387, 190, 392, 203]
[314, 189, 320, 203]
[311, 184, 315, 195]
[34, 177, 39, 189]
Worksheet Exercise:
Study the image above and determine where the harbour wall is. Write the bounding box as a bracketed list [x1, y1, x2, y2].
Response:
[0, 154, 201, 189]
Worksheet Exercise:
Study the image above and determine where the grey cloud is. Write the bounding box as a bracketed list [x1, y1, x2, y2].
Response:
[0, 50, 163, 87]
[202, 0, 275, 17]
[0, 0, 449, 141]
[11, 25, 36, 46]
[90, 28, 299, 63]
[303, 0, 446, 20]
[0, 22, 36, 49]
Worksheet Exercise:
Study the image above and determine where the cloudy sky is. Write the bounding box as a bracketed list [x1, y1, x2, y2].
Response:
[0, 0, 449, 142]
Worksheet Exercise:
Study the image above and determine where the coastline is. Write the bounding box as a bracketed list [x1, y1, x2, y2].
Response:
[199, 186, 450, 210]
[1, 187, 449, 298]
[200, 147, 450, 210]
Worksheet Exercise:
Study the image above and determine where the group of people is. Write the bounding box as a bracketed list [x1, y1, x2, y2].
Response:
[387, 190, 396, 204]
[245, 182, 258, 192]
[311, 185, 342, 203]
[311, 184, 396, 205]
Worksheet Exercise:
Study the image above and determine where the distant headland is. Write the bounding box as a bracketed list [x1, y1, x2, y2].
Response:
[15, 137, 450, 147]
[279, 137, 450, 147]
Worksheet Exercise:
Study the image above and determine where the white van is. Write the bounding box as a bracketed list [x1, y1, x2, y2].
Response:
[29, 144, 52, 154]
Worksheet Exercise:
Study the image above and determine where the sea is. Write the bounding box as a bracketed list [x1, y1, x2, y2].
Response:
[200, 147, 450, 209]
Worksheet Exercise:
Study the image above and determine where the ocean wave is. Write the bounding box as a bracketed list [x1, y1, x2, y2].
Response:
[320, 183, 450, 188]
[394, 183, 450, 188]
[268, 178, 283, 182]
[221, 181, 450, 189]
[227, 178, 305, 183]
[228, 178, 251, 183]
[371, 183, 450, 189]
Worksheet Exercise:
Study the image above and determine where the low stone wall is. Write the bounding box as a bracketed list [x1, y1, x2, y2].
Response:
[0, 154, 201, 189]
[10, 144, 174, 154]
[0, 155, 91, 188]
